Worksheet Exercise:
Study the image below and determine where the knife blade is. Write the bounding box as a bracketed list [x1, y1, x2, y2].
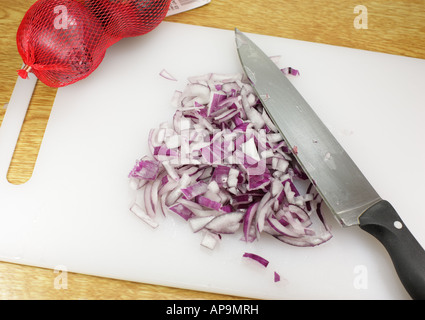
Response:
[235, 28, 425, 300]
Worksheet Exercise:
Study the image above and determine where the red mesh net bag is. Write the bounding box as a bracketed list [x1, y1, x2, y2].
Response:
[16, 0, 172, 87]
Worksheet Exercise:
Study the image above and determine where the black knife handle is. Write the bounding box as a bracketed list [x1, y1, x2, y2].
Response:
[359, 200, 425, 300]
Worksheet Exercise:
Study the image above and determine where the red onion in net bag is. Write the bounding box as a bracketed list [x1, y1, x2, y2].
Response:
[16, 0, 172, 87]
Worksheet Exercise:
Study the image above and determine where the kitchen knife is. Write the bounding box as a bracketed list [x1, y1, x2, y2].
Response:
[235, 28, 425, 300]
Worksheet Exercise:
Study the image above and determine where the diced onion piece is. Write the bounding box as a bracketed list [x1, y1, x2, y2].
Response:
[243, 252, 269, 268]
[274, 271, 281, 282]
[189, 215, 216, 233]
[281, 67, 300, 76]
[181, 181, 208, 200]
[201, 231, 221, 250]
[205, 212, 244, 234]
[169, 203, 194, 221]
[130, 204, 159, 229]
[159, 69, 178, 81]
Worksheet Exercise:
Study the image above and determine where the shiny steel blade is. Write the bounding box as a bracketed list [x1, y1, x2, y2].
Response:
[235, 29, 381, 227]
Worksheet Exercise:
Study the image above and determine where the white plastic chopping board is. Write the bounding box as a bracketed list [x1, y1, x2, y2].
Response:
[1, 21, 425, 300]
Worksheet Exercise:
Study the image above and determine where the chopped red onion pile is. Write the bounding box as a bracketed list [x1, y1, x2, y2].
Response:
[129, 71, 332, 251]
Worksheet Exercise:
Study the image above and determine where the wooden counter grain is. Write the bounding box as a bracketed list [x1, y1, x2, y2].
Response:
[0, 0, 424, 300]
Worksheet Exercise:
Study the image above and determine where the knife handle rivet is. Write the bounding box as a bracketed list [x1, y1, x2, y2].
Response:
[393, 221, 403, 230]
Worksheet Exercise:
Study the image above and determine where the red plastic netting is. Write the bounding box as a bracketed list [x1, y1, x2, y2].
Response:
[16, 0, 172, 87]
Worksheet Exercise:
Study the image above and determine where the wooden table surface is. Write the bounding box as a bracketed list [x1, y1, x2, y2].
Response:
[0, 0, 424, 300]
